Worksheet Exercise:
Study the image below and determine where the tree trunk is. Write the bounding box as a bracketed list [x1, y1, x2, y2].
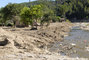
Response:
[36, 19, 38, 29]
[13, 21, 16, 28]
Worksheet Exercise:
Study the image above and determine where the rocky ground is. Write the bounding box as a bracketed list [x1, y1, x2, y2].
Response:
[0, 52, 87, 60]
[73, 23, 89, 30]
[0, 22, 88, 60]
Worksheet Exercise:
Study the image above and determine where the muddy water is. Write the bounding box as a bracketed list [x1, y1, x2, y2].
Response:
[49, 26, 89, 59]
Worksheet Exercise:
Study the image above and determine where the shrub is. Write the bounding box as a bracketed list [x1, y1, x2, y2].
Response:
[52, 16, 61, 22]
[66, 19, 71, 23]
[6, 23, 13, 27]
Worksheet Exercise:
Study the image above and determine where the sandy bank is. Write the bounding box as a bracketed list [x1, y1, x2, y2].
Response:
[0, 22, 78, 60]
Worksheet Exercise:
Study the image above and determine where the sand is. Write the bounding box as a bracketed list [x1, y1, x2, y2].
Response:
[0, 22, 83, 60]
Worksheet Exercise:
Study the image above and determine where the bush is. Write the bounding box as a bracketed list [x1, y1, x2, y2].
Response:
[52, 16, 60, 22]
[6, 23, 13, 27]
[0, 23, 2, 26]
[86, 16, 88, 19]
[66, 19, 71, 23]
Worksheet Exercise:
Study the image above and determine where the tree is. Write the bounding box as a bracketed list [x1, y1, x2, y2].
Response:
[56, 3, 70, 18]
[0, 8, 6, 26]
[1, 3, 24, 27]
[30, 5, 43, 27]
[55, 0, 67, 4]
[67, 0, 89, 19]
[41, 10, 54, 27]
[20, 5, 43, 29]
[20, 7, 31, 27]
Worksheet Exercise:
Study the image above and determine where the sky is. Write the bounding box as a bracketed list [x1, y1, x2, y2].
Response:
[0, 0, 35, 8]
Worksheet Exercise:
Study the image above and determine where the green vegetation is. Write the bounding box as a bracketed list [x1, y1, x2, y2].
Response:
[0, 0, 89, 28]
[0, 3, 24, 27]
[20, 5, 43, 29]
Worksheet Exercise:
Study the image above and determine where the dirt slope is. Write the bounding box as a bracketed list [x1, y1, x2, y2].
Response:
[0, 22, 73, 55]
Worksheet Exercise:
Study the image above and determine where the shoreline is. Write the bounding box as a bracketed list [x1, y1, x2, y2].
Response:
[0, 22, 88, 60]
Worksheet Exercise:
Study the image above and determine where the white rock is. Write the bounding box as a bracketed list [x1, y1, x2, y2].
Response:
[70, 43, 76, 46]
[85, 47, 89, 51]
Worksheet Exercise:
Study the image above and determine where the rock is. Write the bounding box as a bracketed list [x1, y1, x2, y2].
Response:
[0, 38, 10, 46]
[73, 50, 77, 53]
[85, 47, 89, 51]
[59, 44, 63, 46]
[70, 43, 76, 47]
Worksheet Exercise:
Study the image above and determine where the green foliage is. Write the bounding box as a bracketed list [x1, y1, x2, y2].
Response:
[55, 0, 89, 20]
[20, 7, 31, 26]
[0, 3, 24, 26]
[1, 0, 89, 27]
[2, 3, 23, 19]
[59, 3, 69, 17]
[86, 16, 88, 19]
[20, 5, 43, 27]
[55, 16, 61, 22]
[5, 21, 14, 27]
[41, 11, 54, 26]
[0, 8, 5, 26]
[66, 0, 89, 19]
[30, 5, 43, 19]
[66, 19, 71, 23]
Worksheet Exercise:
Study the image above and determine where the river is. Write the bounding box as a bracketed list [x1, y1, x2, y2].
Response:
[49, 24, 89, 59]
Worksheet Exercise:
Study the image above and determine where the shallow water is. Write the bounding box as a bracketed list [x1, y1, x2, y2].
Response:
[64, 27, 89, 58]
[49, 26, 89, 59]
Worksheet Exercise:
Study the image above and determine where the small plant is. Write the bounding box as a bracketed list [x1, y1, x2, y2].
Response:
[86, 16, 88, 19]
[66, 19, 71, 23]
[86, 24, 89, 26]
[51, 16, 61, 22]
[56, 16, 61, 22]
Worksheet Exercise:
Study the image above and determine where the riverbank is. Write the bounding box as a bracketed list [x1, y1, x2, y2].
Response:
[59, 22, 89, 59]
[0, 22, 88, 60]
[73, 23, 89, 30]
[0, 52, 88, 60]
